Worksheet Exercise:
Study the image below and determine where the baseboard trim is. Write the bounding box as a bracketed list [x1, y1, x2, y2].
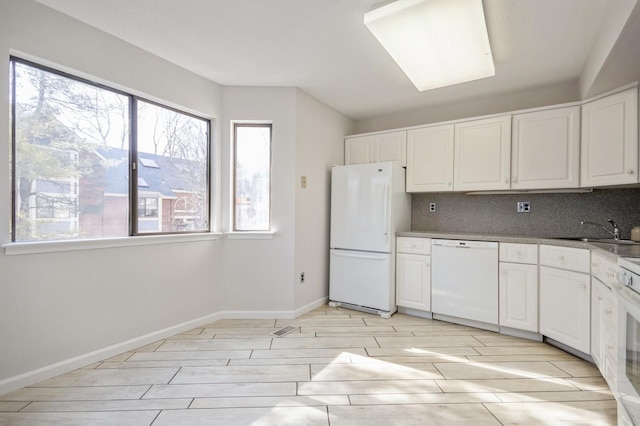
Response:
[214, 297, 328, 320]
[0, 297, 328, 395]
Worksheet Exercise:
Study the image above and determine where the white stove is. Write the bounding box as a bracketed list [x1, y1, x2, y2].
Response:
[620, 257, 640, 294]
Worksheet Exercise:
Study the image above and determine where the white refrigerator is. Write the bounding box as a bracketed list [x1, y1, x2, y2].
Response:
[329, 162, 411, 317]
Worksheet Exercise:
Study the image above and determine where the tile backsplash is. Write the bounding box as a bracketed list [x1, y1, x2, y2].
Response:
[412, 188, 640, 239]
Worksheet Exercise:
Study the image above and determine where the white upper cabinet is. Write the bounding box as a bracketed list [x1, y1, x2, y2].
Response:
[454, 115, 511, 191]
[344, 135, 373, 165]
[511, 106, 580, 189]
[406, 125, 454, 192]
[375, 131, 407, 166]
[345, 131, 406, 166]
[581, 87, 639, 187]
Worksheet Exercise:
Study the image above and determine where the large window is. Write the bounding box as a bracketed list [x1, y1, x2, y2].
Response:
[233, 123, 271, 231]
[10, 58, 211, 242]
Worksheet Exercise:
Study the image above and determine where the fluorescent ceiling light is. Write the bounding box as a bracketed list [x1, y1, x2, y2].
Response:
[364, 0, 495, 91]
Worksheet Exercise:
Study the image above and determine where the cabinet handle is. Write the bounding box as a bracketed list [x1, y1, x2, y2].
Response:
[504, 179, 509, 184]
[597, 296, 603, 301]
[580, 283, 587, 289]
[604, 308, 613, 314]
[628, 169, 635, 175]
[513, 178, 518, 183]
[447, 181, 452, 186]
[558, 255, 565, 262]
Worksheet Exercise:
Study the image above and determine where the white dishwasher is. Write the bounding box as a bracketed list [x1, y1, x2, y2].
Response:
[431, 239, 499, 327]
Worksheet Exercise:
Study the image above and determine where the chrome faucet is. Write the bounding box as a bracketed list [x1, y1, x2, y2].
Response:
[580, 219, 621, 240]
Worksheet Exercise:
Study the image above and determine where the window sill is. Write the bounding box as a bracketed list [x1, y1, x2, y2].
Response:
[3, 232, 223, 256]
[225, 231, 276, 240]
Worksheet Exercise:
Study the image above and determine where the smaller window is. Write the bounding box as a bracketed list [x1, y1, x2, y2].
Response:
[233, 123, 272, 231]
[138, 197, 158, 218]
[139, 158, 159, 168]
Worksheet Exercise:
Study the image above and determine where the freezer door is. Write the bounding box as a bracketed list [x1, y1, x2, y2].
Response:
[330, 163, 392, 253]
[329, 249, 393, 312]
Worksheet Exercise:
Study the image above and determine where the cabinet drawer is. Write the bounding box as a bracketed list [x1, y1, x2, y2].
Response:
[591, 252, 618, 289]
[397, 237, 431, 255]
[539, 245, 590, 273]
[499, 243, 538, 264]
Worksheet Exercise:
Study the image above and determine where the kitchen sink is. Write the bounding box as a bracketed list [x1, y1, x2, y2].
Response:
[560, 237, 640, 245]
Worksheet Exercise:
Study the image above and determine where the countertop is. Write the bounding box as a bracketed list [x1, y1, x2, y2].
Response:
[397, 231, 640, 260]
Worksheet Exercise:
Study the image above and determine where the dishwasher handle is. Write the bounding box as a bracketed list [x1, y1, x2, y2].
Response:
[432, 239, 498, 249]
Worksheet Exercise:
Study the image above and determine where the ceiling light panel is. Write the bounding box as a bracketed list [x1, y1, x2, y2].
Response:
[365, 0, 495, 91]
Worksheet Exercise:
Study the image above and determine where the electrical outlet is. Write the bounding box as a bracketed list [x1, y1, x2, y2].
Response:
[429, 203, 436, 212]
[301, 176, 307, 188]
[517, 201, 531, 213]
[300, 272, 305, 283]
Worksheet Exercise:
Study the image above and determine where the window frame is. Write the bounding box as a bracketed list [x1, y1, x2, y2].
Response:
[10, 56, 213, 242]
[232, 122, 272, 232]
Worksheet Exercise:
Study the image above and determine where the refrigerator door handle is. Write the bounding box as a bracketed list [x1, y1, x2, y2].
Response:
[383, 180, 389, 243]
[332, 250, 387, 261]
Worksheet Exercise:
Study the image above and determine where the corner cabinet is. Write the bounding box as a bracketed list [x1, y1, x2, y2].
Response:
[590, 252, 618, 388]
[581, 87, 639, 187]
[406, 125, 454, 192]
[454, 115, 511, 191]
[539, 245, 591, 354]
[396, 237, 431, 312]
[511, 106, 580, 189]
[345, 131, 406, 166]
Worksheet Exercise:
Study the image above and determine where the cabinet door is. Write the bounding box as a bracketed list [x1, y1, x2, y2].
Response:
[581, 87, 638, 187]
[539, 266, 590, 354]
[499, 263, 538, 332]
[406, 125, 454, 192]
[591, 278, 606, 367]
[396, 253, 431, 311]
[375, 131, 407, 166]
[454, 115, 511, 191]
[345, 136, 373, 165]
[512, 106, 580, 189]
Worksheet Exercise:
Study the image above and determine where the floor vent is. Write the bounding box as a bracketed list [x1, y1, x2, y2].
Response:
[271, 326, 297, 337]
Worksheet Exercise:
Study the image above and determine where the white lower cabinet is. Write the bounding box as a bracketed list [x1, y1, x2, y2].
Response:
[539, 244, 591, 354]
[591, 278, 606, 367]
[396, 237, 431, 312]
[590, 253, 618, 388]
[539, 264, 591, 354]
[499, 243, 538, 332]
[499, 262, 538, 332]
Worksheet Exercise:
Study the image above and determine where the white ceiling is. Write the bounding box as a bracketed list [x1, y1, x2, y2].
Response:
[32, 0, 639, 121]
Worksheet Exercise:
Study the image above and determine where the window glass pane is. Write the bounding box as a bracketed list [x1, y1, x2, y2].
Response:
[136, 101, 209, 233]
[13, 61, 129, 241]
[234, 124, 271, 231]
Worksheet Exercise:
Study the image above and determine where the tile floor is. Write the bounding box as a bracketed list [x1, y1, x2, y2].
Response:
[0, 305, 617, 425]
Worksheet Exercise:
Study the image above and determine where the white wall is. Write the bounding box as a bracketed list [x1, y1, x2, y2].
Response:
[353, 80, 579, 134]
[294, 89, 352, 310]
[0, 0, 224, 392]
[0, 0, 354, 394]
[220, 87, 298, 313]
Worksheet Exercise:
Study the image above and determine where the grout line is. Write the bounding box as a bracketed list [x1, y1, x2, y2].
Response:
[149, 409, 162, 425]
[139, 385, 154, 400]
[166, 367, 182, 385]
[481, 402, 504, 425]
